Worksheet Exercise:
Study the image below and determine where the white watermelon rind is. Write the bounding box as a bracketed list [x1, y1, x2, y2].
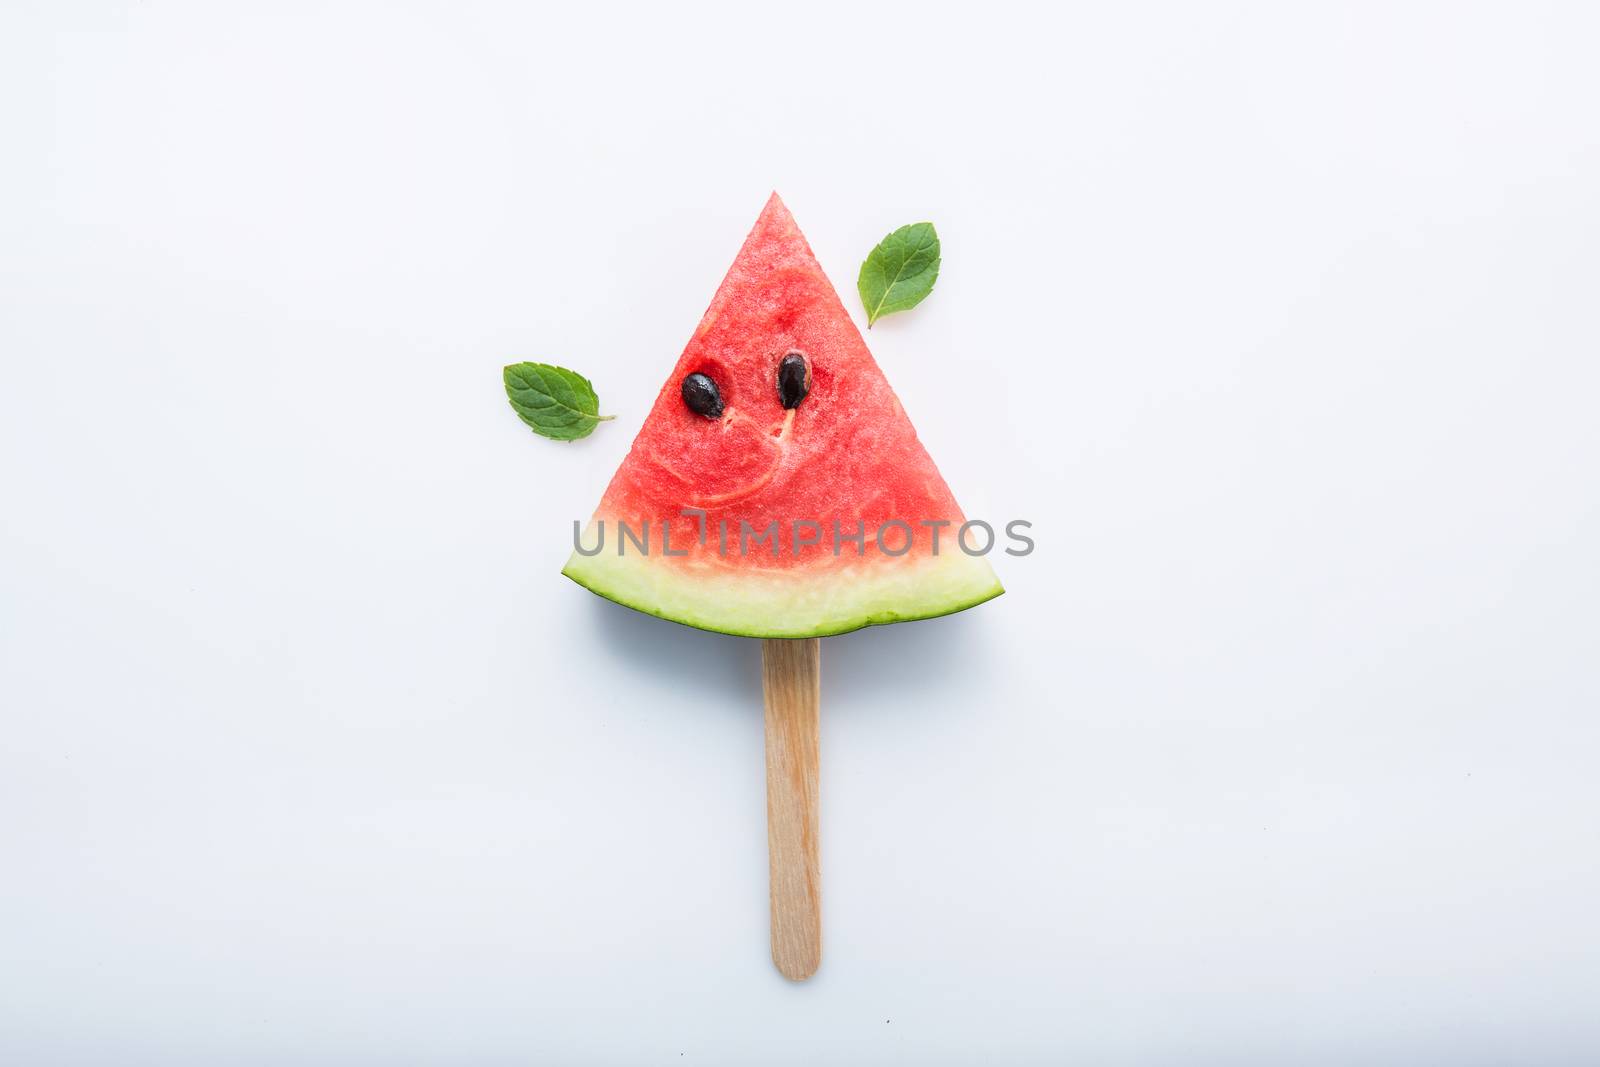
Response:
[561, 540, 1004, 639]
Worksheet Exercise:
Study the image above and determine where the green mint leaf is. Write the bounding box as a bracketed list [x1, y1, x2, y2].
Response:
[857, 222, 940, 327]
[503, 361, 615, 441]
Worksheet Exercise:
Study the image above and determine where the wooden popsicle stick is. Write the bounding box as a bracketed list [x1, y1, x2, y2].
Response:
[761, 637, 822, 981]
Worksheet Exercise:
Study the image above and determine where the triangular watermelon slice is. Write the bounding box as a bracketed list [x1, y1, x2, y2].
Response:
[563, 194, 1002, 638]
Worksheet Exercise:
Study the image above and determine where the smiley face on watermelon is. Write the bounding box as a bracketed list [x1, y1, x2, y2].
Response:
[563, 194, 1002, 638]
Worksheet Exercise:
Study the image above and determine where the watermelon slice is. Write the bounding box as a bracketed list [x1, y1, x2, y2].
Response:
[563, 194, 1002, 638]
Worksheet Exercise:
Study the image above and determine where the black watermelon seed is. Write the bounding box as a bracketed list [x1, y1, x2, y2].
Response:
[777, 350, 811, 409]
[681, 372, 724, 418]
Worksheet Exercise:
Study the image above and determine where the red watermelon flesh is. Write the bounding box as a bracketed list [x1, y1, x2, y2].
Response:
[563, 194, 1002, 638]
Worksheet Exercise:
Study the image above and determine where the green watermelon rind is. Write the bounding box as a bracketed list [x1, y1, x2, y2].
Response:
[561, 549, 1004, 639]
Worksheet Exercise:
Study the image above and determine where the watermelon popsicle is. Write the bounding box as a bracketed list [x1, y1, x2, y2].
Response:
[564, 194, 1002, 979]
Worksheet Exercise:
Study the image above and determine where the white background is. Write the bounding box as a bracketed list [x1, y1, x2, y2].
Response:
[3, 2, 1598, 1064]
